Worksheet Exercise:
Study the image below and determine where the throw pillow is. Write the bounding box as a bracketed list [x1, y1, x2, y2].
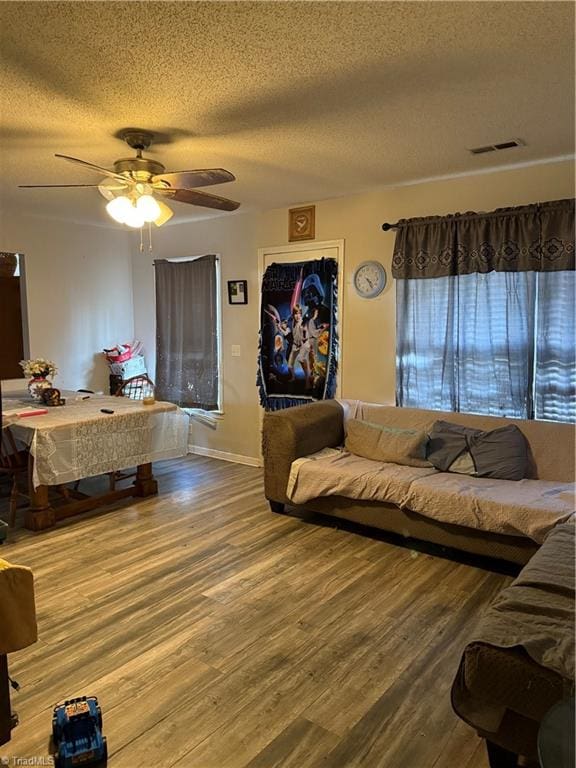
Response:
[427, 420, 530, 481]
[427, 421, 479, 472]
[447, 450, 477, 475]
[468, 424, 530, 481]
[345, 419, 431, 468]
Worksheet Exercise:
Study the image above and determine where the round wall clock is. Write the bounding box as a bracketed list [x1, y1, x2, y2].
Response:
[353, 260, 387, 298]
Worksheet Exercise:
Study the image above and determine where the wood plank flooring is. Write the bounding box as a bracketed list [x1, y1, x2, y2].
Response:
[0, 455, 510, 767]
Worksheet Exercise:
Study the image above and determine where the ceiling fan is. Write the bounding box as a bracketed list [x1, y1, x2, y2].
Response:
[19, 128, 240, 228]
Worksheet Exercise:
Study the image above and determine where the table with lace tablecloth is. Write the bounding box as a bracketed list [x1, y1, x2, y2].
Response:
[2, 393, 189, 530]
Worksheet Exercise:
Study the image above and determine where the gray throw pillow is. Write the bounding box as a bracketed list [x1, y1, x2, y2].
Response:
[427, 421, 478, 472]
[427, 420, 529, 481]
[468, 424, 529, 481]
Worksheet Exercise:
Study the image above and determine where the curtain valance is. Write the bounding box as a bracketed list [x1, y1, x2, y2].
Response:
[391, 198, 575, 279]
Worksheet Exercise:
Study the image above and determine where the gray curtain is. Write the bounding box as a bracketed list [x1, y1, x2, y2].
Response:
[392, 198, 575, 279]
[155, 255, 219, 409]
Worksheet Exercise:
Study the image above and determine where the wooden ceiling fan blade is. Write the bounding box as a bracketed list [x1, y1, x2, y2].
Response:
[19, 183, 102, 188]
[152, 169, 235, 188]
[158, 187, 240, 211]
[55, 154, 128, 182]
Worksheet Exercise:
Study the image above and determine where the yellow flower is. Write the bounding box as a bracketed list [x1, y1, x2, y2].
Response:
[20, 358, 58, 378]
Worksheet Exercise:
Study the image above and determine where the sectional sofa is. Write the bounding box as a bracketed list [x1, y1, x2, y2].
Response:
[262, 399, 575, 565]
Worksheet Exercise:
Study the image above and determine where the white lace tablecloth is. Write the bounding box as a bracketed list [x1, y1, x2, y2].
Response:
[3, 393, 189, 488]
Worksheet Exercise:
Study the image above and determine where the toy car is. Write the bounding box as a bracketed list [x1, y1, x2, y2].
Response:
[52, 696, 107, 767]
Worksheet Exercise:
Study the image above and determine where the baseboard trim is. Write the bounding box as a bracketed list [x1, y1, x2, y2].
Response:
[188, 445, 262, 468]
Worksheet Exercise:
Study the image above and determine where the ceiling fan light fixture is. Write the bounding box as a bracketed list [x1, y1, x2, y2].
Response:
[98, 178, 129, 201]
[136, 194, 161, 223]
[153, 199, 174, 227]
[106, 195, 133, 224]
[123, 204, 145, 229]
[24, 130, 240, 228]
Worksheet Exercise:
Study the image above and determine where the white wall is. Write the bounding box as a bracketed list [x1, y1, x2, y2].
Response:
[1, 210, 134, 393]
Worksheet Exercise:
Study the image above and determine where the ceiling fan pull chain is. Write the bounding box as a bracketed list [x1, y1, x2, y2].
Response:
[139, 227, 144, 253]
[148, 222, 153, 252]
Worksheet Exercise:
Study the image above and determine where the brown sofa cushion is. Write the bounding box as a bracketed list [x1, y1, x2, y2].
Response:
[345, 419, 431, 468]
[428, 420, 530, 480]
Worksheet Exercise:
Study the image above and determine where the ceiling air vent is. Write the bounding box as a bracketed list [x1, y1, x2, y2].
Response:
[469, 138, 525, 155]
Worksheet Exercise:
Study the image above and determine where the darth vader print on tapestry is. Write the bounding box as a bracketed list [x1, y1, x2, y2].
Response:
[257, 258, 338, 411]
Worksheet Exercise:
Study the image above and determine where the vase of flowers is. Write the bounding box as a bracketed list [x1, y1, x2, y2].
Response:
[20, 358, 58, 400]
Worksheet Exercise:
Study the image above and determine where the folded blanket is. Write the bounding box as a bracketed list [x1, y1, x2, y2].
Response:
[452, 519, 575, 734]
[471, 518, 575, 680]
[287, 448, 437, 507]
[287, 449, 575, 543]
[403, 472, 575, 544]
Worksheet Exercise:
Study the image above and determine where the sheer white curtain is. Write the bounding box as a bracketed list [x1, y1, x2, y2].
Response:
[457, 271, 535, 418]
[535, 270, 576, 422]
[396, 276, 457, 411]
[396, 270, 575, 422]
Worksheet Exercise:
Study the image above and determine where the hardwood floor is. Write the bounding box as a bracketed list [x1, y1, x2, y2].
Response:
[0, 455, 508, 767]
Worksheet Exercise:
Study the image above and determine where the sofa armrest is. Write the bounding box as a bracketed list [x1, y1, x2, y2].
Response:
[262, 400, 344, 505]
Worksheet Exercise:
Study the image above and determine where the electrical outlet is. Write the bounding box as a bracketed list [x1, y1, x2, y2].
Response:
[231, 345, 241, 357]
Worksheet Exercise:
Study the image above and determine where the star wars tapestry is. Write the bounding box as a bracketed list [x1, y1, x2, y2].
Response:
[257, 257, 338, 411]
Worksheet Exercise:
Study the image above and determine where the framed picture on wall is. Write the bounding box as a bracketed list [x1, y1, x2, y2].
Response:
[227, 279, 248, 305]
[288, 205, 315, 242]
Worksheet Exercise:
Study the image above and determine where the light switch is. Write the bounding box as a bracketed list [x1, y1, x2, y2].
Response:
[231, 345, 241, 357]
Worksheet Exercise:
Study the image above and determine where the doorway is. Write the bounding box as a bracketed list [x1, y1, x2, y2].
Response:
[0, 252, 29, 380]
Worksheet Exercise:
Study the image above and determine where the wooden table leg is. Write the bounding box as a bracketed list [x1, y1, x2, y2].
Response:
[134, 462, 158, 497]
[24, 454, 55, 531]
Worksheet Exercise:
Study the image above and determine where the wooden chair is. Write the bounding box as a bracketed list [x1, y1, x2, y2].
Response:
[0, 428, 29, 528]
[115, 375, 155, 401]
[110, 375, 155, 490]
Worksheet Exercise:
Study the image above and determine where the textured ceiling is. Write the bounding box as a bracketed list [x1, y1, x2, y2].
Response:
[0, 1, 574, 228]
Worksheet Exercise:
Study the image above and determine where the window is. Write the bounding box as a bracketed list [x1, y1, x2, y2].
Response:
[154, 254, 221, 410]
[396, 269, 576, 423]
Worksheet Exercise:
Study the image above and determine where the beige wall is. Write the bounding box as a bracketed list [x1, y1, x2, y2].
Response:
[134, 159, 574, 462]
[1, 209, 134, 393]
[259, 159, 575, 408]
[131, 211, 261, 461]
[4, 159, 570, 463]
